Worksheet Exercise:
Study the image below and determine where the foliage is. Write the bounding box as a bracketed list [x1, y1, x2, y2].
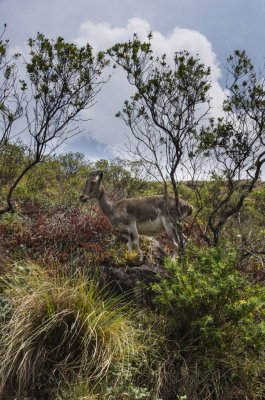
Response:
[93, 158, 149, 198]
[0, 141, 28, 189]
[23, 152, 90, 205]
[0, 203, 119, 266]
[0, 140, 154, 208]
[0, 264, 140, 399]
[151, 247, 265, 399]
[109, 35, 212, 249]
[109, 37, 265, 248]
[57, 363, 162, 400]
[0, 31, 265, 400]
[193, 50, 265, 245]
[0, 24, 23, 148]
[109, 35, 211, 183]
[0, 32, 107, 215]
[0, 146, 91, 206]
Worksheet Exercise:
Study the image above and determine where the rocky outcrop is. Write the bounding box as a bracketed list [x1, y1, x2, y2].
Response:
[92, 262, 171, 308]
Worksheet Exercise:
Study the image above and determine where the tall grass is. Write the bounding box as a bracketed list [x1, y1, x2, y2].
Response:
[0, 264, 140, 399]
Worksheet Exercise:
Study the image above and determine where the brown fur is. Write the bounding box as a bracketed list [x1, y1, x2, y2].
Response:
[80, 170, 192, 259]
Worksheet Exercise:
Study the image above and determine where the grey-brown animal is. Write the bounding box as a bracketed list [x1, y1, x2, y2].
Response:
[80, 170, 193, 260]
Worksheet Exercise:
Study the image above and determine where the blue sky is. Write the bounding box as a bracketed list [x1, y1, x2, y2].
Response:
[1, 0, 265, 160]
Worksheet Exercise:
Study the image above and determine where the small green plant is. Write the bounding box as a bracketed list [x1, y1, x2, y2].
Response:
[103, 362, 161, 400]
[0, 264, 140, 399]
[57, 363, 162, 400]
[56, 379, 98, 400]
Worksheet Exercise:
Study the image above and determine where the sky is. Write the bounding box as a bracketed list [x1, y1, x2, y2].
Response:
[1, 0, 265, 161]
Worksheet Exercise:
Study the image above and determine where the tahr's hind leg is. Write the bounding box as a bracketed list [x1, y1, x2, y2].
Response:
[162, 216, 180, 259]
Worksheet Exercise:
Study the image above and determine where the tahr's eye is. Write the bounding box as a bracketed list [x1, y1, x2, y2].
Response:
[89, 181, 96, 191]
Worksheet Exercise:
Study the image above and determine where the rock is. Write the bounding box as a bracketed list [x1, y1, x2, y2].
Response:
[147, 237, 168, 261]
[92, 263, 171, 305]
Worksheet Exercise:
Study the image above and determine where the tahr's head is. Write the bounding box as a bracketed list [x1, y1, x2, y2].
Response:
[79, 170, 104, 202]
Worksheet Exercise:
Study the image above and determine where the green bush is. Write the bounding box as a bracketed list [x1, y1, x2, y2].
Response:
[151, 247, 265, 400]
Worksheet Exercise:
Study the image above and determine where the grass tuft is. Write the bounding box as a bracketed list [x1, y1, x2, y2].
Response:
[0, 264, 139, 398]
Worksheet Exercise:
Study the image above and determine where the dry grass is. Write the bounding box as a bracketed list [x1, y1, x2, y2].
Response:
[0, 264, 140, 399]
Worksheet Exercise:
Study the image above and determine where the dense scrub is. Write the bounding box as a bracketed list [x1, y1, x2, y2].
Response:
[0, 246, 264, 400]
[0, 154, 264, 399]
[0, 204, 115, 267]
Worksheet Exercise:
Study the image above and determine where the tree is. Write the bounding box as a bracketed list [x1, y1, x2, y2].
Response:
[0, 141, 27, 188]
[94, 157, 149, 198]
[0, 32, 108, 215]
[108, 34, 212, 249]
[109, 38, 265, 249]
[0, 25, 23, 148]
[196, 50, 265, 246]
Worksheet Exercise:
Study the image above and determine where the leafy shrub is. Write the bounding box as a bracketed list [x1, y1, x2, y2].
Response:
[151, 247, 265, 400]
[57, 363, 162, 400]
[0, 264, 140, 399]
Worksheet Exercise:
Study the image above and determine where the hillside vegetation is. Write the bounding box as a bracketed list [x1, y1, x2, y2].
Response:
[0, 151, 264, 400]
[0, 31, 264, 399]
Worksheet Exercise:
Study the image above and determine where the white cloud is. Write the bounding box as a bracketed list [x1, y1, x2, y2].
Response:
[75, 18, 151, 51]
[76, 17, 223, 80]
[74, 18, 226, 155]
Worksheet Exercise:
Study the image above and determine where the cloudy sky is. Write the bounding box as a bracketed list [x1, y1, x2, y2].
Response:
[1, 0, 265, 161]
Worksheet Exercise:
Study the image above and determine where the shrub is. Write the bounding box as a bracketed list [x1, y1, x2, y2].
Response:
[151, 247, 265, 400]
[0, 205, 120, 266]
[57, 363, 162, 400]
[0, 264, 140, 399]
